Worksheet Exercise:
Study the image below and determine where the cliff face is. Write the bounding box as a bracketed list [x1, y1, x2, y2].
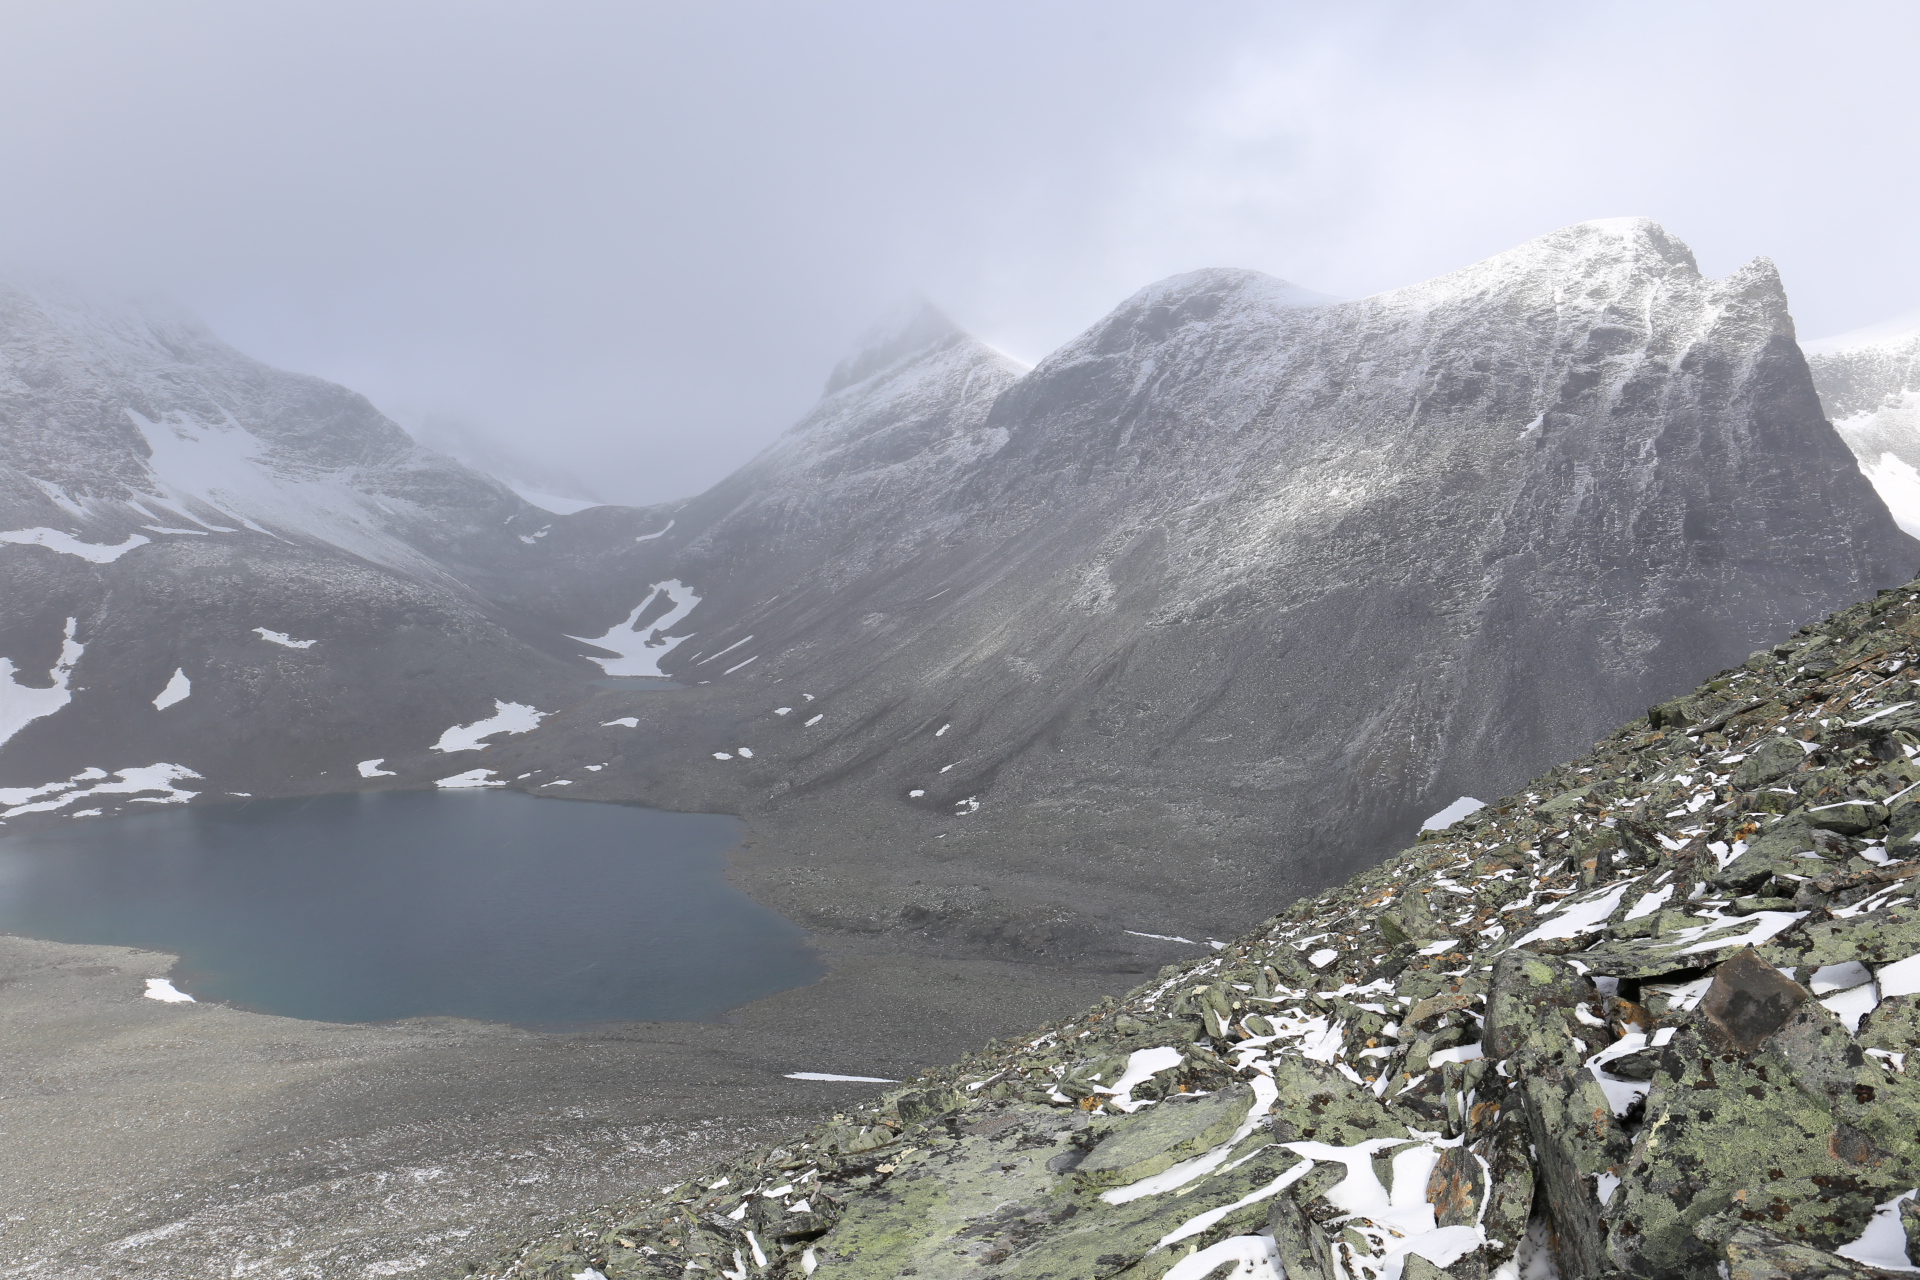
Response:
[491, 577, 1920, 1280]
[510, 219, 1914, 950]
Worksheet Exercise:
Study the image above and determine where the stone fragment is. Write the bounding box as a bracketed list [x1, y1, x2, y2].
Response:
[1400, 1256, 1451, 1280]
[1609, 1010, 1895, 1279]
[1467, 1096, 1534, 1260]
[1485, 952, 1603, 1070]
[1484, 953, 1623, 1279]
[1734, 736, 1809, 789]
[1712, 817, 1832, 894]
[1426, 1145, 1485, 1228]
[1713, 1218, 1896, 1279]
[1697, 948, 1807, 1054]
[1267, 1055, 1398, 1147]
[1767, 998, 1920, 1184]
[1771, 903, 1920, 970]
[1268, 1179, 1340, 1280]
[1379, 890, 1440, 946]
[1539, 785, 1595, 816]
[1805, 800, 1890, 836]
[1885, 801, 1920, 848]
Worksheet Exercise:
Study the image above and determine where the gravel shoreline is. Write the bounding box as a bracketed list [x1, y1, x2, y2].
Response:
[0, 925, 1137, 1277]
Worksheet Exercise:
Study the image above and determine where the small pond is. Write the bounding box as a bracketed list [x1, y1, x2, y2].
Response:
[0, 790, 821, 1025]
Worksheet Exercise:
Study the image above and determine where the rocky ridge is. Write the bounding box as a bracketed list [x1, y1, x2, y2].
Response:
[488, 577, 1920, 1280]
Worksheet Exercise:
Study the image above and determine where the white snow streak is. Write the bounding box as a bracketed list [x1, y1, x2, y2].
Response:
[254, 627, 317, 649]
[0, 527, 150, 562]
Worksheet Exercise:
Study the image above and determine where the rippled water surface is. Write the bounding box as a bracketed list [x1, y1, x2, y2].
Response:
[0, 790, 820, 1024]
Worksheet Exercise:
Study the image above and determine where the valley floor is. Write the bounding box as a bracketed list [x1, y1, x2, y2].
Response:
[0, 927, 1130, 1278]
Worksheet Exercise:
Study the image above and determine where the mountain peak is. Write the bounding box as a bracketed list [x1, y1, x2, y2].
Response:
[822, 300, 969, 398]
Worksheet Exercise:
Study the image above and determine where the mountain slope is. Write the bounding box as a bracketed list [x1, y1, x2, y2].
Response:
[490, 574, 1920, 1280]
[0, 281, 651, 815]
[509, 219, 1916, 955]
[1805, 316, 1920, 537]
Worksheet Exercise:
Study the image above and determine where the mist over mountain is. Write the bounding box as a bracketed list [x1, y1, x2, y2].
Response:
[0, 278, 655, 809]
[1806, 316, 1920, 537]
[7, 216, 1920, 1278]
[491, 218, 1914, 953]
[5, 222, 1913, 955]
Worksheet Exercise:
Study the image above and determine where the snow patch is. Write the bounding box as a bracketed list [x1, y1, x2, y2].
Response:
[505, 483, 601, 515]
[357, 758, 396, 778]
[1, 617, 82, 746]
[1507, 881, 1634, 950]
[1857, 452, 1920, 540]
[0, 527, 150, 562]
[1879, 952, 1920, 999]
[784, 1072, 899, 1083]
[254, 627, 317, 649]
[143, 978, 194, 1003]
[601, 717, 640, 728]
[435, 769, 503, 789]
[1835, 1189, 1918, 1272]
[569, 580, 703, 677]
[152, 669, 191, 710]
[1422, 796, 1486, 831]
[431, 700, 547, 752]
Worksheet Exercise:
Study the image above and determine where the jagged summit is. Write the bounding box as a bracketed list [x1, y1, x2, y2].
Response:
[1373, 218, 1775, 328]
[822, 299, 977, 398]
[498, 219, 1912, 978]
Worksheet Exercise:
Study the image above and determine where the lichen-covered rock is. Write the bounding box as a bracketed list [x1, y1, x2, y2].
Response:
[482, 579, 1920, 1280]
[1071, 1083, 1251, 1187]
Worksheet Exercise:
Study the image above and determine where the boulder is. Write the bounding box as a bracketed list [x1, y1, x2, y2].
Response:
[1071, 1082, 1251, 1188]
[1733, 736, 1809, 789]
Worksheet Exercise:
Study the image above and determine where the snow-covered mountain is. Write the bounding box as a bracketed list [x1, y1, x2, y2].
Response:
[1804, 314, 1920, 536]
[511, 219, 1916, 952]
[5, 223, 1913, 956]
[0, 280, 657, 817]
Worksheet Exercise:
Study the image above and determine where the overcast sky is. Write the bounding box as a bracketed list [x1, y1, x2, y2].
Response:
[3, 2, 1916, 505]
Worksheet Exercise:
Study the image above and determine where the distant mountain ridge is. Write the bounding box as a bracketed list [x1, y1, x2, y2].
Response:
[499, 218, 1915, 955]
[0, 279, 663, 815]
[2, 222, 1913, 962]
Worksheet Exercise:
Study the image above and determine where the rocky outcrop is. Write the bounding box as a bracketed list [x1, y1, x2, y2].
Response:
[487, 578, 1920, 1280]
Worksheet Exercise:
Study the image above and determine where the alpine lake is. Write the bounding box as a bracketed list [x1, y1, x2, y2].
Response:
[0, 789, 823, 1025]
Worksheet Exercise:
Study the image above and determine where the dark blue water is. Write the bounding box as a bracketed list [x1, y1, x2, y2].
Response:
[0, 790, 822, 1025]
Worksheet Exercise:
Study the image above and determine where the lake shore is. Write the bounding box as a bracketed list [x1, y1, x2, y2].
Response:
[0, 926, 1132, 1277]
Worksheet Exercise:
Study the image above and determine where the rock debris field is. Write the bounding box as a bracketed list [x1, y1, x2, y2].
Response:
[488, 578, 1920, 1280]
